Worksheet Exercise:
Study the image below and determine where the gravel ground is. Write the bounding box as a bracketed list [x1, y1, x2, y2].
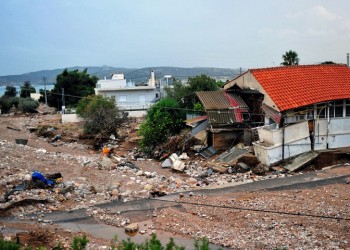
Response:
[1, 112, 350, 249]
[154, 179, 350, 249]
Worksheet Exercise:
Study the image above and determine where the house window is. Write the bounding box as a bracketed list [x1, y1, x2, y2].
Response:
[329, 100, 344, 117]
[346, 100, 350, 117]
[96, 84, 101, 88]
[110, 96, 116, 102]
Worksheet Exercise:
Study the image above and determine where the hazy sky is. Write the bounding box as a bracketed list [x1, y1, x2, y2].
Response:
[1, 0, 350, 75]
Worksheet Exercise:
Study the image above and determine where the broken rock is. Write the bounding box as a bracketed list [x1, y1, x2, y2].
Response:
[125, 223, 138, 232]
[99, 156, 115, 170]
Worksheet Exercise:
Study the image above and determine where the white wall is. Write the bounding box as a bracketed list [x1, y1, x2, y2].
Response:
[253, 138, 311, 166]
[61, 114, 84, 123]
[96, 79, 127, 89]
[103, 88, 158, 110]
[253, 121, 312, 165]
[315, 118, 350, 149]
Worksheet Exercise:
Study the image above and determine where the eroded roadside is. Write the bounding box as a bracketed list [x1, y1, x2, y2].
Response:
[1, 113, 350, 249]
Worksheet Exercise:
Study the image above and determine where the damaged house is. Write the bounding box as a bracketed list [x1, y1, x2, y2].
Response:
[185, 91, 249, 154]
[224, 64, 350, 166]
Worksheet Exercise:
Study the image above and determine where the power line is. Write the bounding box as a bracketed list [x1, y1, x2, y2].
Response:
[154, 198, 350, 221]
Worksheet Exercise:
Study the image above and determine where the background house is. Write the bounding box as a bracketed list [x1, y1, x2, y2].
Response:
[224, 64, 350, 165]
[95, 71, 160, 117]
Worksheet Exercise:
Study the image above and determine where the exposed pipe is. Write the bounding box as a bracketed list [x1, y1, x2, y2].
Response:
[347, 53, 349, 67]
[281, 116, 285, 161]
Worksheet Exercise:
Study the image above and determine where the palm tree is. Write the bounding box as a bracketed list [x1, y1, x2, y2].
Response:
[281, 50, 300, 66]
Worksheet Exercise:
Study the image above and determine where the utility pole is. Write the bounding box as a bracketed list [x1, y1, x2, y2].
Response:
[43, 77, 47, 113]
[61, 88, 65, 114]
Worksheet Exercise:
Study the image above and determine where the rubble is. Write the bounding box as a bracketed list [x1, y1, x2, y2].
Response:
[1, 114, 349, 249]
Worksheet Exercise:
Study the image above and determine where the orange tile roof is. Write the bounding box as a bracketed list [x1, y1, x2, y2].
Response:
[250, 64, 350, 111]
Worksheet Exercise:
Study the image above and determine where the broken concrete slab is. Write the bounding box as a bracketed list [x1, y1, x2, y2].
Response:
[206, 162, 228, 173]
[237, 162, 250, 171]
[161, 158, 172, 168]
[172, 160, 185, 172]
[215, 147, 248, 164]
[283, 151, 319, 172]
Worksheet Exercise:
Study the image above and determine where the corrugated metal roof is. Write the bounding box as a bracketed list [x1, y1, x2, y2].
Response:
[196, 91, 232, 109]
[196, 91, 249, 110]
[195, 91, 249, 124]
[207, 110, 238, 125]
[226, 93, 249, 109]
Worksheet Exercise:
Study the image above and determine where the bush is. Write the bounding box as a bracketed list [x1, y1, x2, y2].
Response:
[71, 235, 89, 250]
[77, 95, 127, 145]
[0, 96, 19, 113]
[0, 239, 21, 250]
[117, 234, 185, 250]
[138, 98, 185, 155]
[18, 97, 39, 112]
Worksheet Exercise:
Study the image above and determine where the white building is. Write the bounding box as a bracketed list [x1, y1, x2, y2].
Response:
[95, 71, 160, 116]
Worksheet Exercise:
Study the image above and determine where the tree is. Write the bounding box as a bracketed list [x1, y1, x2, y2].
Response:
[165, 75, 219, 102]
[281, 50, 300, 66]
[187, 74, 219, 93]
[321, 61, 336, 64]
[4, 85, 17, 97]
[20, 81, 36, 98]
[138, 97, 185, 155]
[44, 68, 98, 110]
[76, 95, 127, 145]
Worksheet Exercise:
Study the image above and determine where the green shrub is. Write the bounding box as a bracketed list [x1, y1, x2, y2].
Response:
[0, 96, 19, 113]
[77, 95, 126, 142]
[138, 98, 185, 155]
[72, 235, 89, 250]
[18, 97, 39, 112]
[194, 237, 210, 250]
[117, 238, 137, 250]
[0, 239, 21, 250]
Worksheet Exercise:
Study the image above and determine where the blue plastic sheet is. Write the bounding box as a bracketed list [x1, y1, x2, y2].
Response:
[32, 171, 54, 186]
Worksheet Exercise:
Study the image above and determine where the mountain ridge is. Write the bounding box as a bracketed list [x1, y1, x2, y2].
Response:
[0, 66, 243, 86]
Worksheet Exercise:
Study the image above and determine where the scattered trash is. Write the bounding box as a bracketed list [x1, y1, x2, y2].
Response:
[32, 171, 54, 186]
[161, 153, 186, 172]
[15, 139, 28, 145]
[161, 158, 172, 168]
[252, 164, 270, 175]
[7, 126, 21, 131]
[199, 146, 217, 158]
[51, 134, 61, 143]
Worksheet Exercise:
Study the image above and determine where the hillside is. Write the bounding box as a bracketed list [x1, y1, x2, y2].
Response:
[0, 66, 243, 86]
